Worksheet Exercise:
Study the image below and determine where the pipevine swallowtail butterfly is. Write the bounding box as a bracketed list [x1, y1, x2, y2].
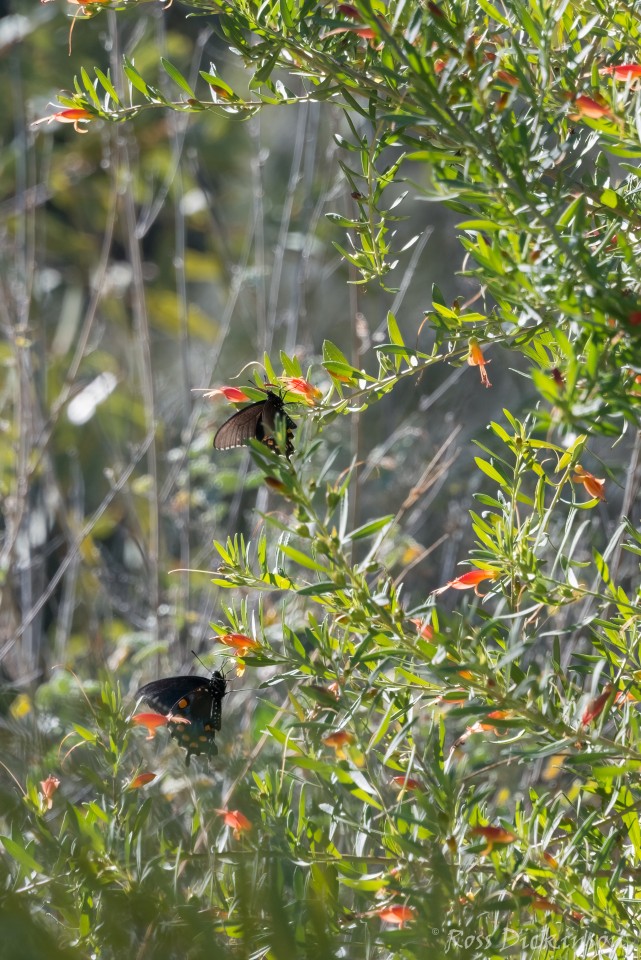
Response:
[213, 389, 296, 458]
[136, 671, 227, 765]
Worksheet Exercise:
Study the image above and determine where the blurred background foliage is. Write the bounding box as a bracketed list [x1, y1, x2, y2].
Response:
[1, 0, 640, 956]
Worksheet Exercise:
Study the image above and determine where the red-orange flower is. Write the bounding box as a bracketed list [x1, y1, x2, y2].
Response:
[433, 568, 499, 596]
[217, 808, 252, 838]
[202, 386, 251, 403]
[467, 338, 492, 387]
[470, 825, 516, 855]
[495, 69, 519, 87]
[464, 709, 512, 738]
[33, 108, 93, 133]
[323, 730, 354, 758]
[519, 885, 562, 913]
[627, 310, 641, 326]
[571, 94, 613, 120]
[376, 904, 416, 927]
[264, 477, 288, 494]
[455, 711, 510, 745]
[581, 683, 620, 725]
[391, 776, 423, 791]
[126, 772, 156, 790]
[40, 774, 60, 809]
[280, 377, 322, 405]
[322, 23, 378, 39]
[410, 617, 434, 639]
[132, 712, 171, 739]
[324, 7, 379, 39]
[217, 632, 259, 655]
[572, 465, 606, 502]
[600, 64, 641, 81]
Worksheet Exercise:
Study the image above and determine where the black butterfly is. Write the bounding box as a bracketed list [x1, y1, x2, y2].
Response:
[136, 671, 227, 765]
[213, 390, 296, 458]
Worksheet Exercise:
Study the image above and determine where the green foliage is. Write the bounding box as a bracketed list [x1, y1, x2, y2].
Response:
[41, 0, 641, 433]
[2, 0, 641, 957]
[3, 352, 641, 956]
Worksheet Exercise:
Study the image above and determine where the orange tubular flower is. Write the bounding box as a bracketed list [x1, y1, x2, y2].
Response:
[202, 386, 251, 403]
[391, 776, 423, 791]
[322, 24, 377, 39]
[572, 465, 606, 502]
[323, 730, 354, 759]
[470, 825, 516, 855]
[218, 632, 259, 655]
[410, 617, 434, 639]
[40, 775, 61, 809]
[132, 712, 171, 739]
[324, 7, 379, 39]
[581, 683, 616, 725]
[126, 772, 157, 790]
[280, 377, 322, 405]
[433, 568, 499, 596]
[600, 64, 641, 81]
[376, 905, 416, 927]
[571, 94, 613, 120]
[321, 6, 384, 42]
[217, 808, 252, 838]
[519, 885, 562, 914]
[33, 108, 93, 133]
[495, 69, 519, 87]
[467, 338, 492, 387]
[264, 477, 288, 494]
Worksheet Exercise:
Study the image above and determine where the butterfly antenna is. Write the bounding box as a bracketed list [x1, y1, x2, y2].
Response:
[191, 650, 211, 673]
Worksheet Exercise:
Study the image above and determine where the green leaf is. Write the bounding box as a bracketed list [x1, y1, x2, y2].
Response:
[123, 60, 150, 98]
[600, 188, 618, 209]
[73, 724, 98, 742]
[296, 581, 339, 596]
[95, 68, 120, 105]
[322, 340, 350, 366]
[326, 212, 362, 229]
[474, 457, 508, 487]
[253, 49, 281, 84]
[350, 788, 383, 809]
[322, 361, 360, 382]
[263, 352, 278, 384]
[161, 58, 195, 97]
[0, 836, 44, 875]
[346, 515, 394, 541]
[280, 0, 296, 30]
[279, 544, 330, 573]
[387, 311, 405, 348]
[475, 0, 511, 26]
[81, 67, 101, 110]
[199, 72, 236, 99]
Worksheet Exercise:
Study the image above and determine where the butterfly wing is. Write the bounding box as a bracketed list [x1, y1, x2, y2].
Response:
[213, 399, 267, 450]
[136, 673, 227, 764]
[213, 391, 296, 457]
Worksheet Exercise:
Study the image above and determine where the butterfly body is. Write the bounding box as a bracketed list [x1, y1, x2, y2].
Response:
[136, 672, 227, 764]
[213, 391, 296, 457]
